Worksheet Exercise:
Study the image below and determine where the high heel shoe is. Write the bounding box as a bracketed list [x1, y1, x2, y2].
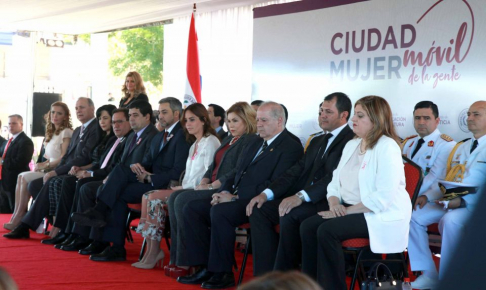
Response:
[132, 251, 165, 269]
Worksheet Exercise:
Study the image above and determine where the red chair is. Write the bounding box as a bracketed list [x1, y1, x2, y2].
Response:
[343, 156, 423, 289]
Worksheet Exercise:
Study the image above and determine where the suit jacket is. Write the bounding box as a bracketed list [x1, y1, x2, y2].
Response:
[142, 122, 192, 189]
[55, 119, 102, 176]
[203, 133, 260, 185]
[220, 130, 303, 200]
[1, 132, 34, 193]
[217, 128, 227, 140]
[268, 125, 354, 210]
[90, 130, 133, 179]
[327, 136, 411, 253]
[285, 128, 302, 146]
[120, 124, 158, 166]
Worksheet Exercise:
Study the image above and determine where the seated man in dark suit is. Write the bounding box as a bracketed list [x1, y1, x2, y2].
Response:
[65, 103, 157, 254]
[178, 101, 303, 289]
[54, 107, 134, 251]
[208, 104, 227, 139]
[246, 93, 355, 275]
[0, 115, 34, 213]
[4, 97, 101, 240]
[72, 97, 191, 262]
[280, 103, 303, 145]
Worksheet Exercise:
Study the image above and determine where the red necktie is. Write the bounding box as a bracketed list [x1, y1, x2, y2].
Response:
[0, 137, 13, 178]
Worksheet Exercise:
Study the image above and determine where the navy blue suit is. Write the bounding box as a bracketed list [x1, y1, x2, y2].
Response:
[98, 122, 191, 246]
[183, 129, 303, 273]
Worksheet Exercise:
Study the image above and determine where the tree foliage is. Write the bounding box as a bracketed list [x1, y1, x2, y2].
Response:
[108, 26, 164, 87]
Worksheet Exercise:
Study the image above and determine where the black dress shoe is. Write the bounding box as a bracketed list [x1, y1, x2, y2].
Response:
[71, 208, 106, 228]
[61, 237, 92, 251]
[90, 246, 126, 262]
[54, 234, 77, 249]
[41, 233, 67, 245]
[177, 267, 213, 285]
[79, 241, 109, 255]
[3, 224, 30, 239]
[201, 272, 235, 289]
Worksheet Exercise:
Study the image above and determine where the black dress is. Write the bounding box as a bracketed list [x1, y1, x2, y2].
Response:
[118, 93, 149, 108]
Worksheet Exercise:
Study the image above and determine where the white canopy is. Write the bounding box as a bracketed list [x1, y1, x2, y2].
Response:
[0, 0, 268, 34]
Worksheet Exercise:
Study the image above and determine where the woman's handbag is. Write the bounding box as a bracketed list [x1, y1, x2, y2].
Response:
[361, 262, 403, 290]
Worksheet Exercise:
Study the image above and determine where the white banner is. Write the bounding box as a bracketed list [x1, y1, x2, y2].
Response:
[252, 0, 485, 144]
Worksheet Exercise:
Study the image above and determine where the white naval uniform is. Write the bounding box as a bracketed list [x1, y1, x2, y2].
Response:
[408, 136, 486, 279]
[402, 129, 456, 201]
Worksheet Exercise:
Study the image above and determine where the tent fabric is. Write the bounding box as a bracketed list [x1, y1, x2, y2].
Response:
[0, 0, 274, 35]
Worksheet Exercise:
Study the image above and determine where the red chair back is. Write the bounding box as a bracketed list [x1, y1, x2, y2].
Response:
[402, 155, 423, 206]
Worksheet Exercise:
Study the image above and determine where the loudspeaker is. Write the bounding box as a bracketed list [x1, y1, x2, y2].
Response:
[32, 93, 62, 137]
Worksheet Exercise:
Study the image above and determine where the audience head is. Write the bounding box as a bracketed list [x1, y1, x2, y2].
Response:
[128, 100, 153, 133]
[158, 97, 183, 129]
[226, 102, 257, 137]
[96, 104, 117, 135]
[251, 100, 264, 111]
[320, 92, 351, 132]
[7, 115, 23, 135]
[208, 104, 226, 129]
[0, 267, 18, 290]
[76, 97, 95, 124]
[112, 108, 131, 138]
[182, 103, 217, 142]
[257, 101, 285, 140]
[317, 102, 325, 130]
[44, 101, 73, 144]
[413, 101, 440, 138]
[239, 271, 322, 290]
[467, 101, 486, 139]
[122, 71, 146, 97]
[353, 95, 399, 149]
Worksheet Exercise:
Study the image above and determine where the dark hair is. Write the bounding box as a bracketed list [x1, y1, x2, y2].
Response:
[159, 97, 183, 116]
[208, 104, 226, 126]
[280, 104, 289, 125]
[112, 108, 129, 121]
[324, 92, 352, 121]
[251, 100, 264, 107]
[96, 104, 117, 136]
[414, 101, 439, 118]
[181, 103, 218, 143]
[129, 100, 153, 120]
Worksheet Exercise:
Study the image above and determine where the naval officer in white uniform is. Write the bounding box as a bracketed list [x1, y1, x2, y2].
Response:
[401, 101, 456, 205]
[408, 101, 486, 289]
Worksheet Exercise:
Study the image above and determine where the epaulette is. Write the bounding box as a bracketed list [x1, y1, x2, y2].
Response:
[400, 135, 418, 151]
[446, 138, 470, 173]
[401, 135, 418, 145]
[440, 134, 454, 142]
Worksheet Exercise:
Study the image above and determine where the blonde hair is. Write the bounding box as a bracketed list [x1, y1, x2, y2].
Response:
[239, 271, 322, 290]
[121, 71, 146, 99]
[227, 102, 257, 134]
[355, 95, 399, 149]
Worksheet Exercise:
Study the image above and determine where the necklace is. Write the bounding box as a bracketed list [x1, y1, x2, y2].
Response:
[358, 140, 367, 155]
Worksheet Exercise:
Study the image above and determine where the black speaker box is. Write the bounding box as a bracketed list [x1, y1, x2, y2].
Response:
[32, 93, 62, 137]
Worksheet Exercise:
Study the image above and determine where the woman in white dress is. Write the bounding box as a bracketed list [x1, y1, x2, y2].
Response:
[3, 101, 73, 230]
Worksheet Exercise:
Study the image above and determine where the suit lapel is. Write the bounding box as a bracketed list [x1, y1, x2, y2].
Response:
[322, 126, 352, 161]
[251, 131, 286, 165]
[67, 126, 82, 155]
[158, 122, 182, 156]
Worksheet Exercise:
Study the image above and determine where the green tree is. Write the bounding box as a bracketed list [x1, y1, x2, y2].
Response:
[108, 26, 164, 87]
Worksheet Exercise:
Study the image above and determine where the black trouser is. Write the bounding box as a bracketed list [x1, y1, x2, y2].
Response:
[71, 180, 104, 241]
[301, 213, 369, 290]
[52, 175, 78, 231]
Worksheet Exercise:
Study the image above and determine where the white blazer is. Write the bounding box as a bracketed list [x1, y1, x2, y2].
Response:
[327, 136, 412, 253]
[182, 134, 221, 189]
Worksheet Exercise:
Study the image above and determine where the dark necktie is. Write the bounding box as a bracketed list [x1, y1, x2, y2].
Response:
[470, 140, 478, 153]
[411, 138, 424, 159]
[128, 135, 138, 153]
[159, 131, 169, 151]
[320, 133, 333, 159]
[255, 141, 268, 159]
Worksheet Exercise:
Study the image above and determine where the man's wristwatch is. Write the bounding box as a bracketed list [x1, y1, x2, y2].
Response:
[231, 196, 237, 202]
[296, 192, 306, 202]
[208, 184, 213, 190]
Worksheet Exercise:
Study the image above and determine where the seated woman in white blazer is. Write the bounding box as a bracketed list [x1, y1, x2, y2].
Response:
[300, 95, 412, 290]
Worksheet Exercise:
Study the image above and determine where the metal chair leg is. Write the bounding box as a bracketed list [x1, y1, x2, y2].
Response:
[238, 233, 251, 285]
[139, 238, 147, 261]
[350, 249, 365, 290]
